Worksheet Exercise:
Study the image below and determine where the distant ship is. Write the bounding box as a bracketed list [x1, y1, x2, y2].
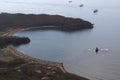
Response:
[79, 4, 84, 7]
[93, 9, 98, 13]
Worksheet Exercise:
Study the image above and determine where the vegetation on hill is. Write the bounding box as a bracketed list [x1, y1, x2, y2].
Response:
[0, 13, 93, 31]
[0, 36, 30, 48]
[0, 58, 25, 68]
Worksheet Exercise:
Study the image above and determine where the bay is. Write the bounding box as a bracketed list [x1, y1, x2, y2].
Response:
[1, 0, 120, 80]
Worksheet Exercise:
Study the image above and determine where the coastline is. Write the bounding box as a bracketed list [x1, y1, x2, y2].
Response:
[0, 13, 92, 80]
[0, 27, 67, 73]
[0, 28, 30, 37]
[0, 28, 89, 80]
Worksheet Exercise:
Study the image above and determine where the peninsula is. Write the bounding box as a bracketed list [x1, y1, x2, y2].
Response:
[0, 13, 93, 80]
[0, 13, 93, 33]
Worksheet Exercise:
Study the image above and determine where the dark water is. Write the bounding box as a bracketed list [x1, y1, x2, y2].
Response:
[2, 0, 120, 80]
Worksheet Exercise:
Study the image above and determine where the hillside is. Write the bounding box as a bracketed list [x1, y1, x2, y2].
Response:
[0, 13, 93, 32]
[0, 45, 89, 80]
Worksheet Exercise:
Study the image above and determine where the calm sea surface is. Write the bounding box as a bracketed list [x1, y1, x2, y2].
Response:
[1, 0, 120, 80]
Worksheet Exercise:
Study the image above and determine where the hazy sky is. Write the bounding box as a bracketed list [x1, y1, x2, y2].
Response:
[0, 0, 120, 14]
[0, 0, 120, 5]
[0, 0, 120, 6]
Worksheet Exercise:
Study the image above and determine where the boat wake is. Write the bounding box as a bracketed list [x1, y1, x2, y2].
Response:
[87, 48, 109, 52]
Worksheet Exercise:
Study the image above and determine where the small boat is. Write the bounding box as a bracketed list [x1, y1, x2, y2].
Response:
[93, 9, 98, 13]
[95, 47, 99, 53]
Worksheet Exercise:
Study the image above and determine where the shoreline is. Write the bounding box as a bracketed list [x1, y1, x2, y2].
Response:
[0, 27, 90, 80]
[0, 27, 67, 73]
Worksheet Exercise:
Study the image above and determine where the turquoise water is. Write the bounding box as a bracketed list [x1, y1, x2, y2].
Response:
[1, 0, 120, 80]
